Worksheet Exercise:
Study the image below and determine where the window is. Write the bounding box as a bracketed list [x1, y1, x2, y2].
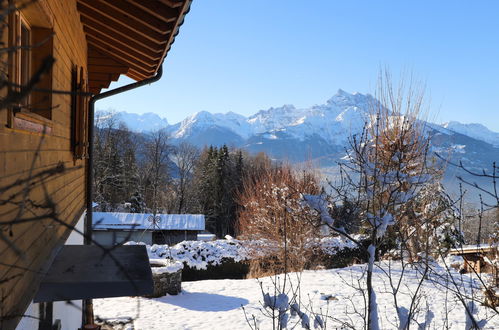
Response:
[8, 2, 53, 120]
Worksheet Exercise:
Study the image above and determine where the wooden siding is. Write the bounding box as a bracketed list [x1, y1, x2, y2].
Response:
[0, 0, 87, 328]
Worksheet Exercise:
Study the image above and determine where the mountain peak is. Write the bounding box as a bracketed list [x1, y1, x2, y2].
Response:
[326, 89, 372, 109]
[441, 121, 499, 146]
[97, 110, 169, 132]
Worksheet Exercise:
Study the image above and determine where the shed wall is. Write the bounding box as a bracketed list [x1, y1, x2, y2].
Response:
[93, 231, 153, 246]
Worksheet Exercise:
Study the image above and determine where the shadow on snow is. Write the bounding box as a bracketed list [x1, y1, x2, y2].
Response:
[156, 291, 249, 312]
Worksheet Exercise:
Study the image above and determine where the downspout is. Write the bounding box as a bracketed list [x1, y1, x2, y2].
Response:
[85, 65, 163, 244]
[83, 66, 163, 327]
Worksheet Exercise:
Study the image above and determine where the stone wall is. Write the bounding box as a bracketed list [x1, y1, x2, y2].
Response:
[149, 269, 182, 297]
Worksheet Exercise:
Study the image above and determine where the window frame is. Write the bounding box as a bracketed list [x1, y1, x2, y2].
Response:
[19, 15, 32, 107]
[7, 1, 54, 132]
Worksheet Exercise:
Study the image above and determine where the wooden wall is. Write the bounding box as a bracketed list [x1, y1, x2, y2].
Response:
[0, 0, 88, 327]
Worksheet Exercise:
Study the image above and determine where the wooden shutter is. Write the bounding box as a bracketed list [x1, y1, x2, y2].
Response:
[71, 66, 89, 159]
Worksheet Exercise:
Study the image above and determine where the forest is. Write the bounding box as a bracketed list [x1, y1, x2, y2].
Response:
[94, 111, 277, 237]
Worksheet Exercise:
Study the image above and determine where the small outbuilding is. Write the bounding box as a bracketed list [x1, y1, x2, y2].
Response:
[93, 212, 205, 246]
[449, 244, 497, 274]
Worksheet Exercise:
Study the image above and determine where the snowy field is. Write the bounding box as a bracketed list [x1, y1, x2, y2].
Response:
[94, 261, 499, 329]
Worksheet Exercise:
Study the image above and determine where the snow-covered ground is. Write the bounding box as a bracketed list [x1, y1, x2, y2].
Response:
[94, 261, 499, 329]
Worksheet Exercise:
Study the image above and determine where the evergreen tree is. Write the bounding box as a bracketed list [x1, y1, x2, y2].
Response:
[192, 145, 249, 237]
[129, 191, 146, 213]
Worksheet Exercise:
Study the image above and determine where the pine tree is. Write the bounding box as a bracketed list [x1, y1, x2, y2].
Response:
[129, 191, 146, 213]
[193, 145, 248, 237]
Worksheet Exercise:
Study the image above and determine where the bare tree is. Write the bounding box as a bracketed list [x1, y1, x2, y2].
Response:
[171, 142, 200, 213]
[93, 111, 143, 212]
[141, 129, 172, 214]
[304, 70, 435, 329]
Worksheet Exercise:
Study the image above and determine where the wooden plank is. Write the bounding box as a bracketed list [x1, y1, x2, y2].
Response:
[87, 39, 156, 77]
[89, 80, 111, 90]
[88, 72, 120, 82]
[83, 24, 162, 61]
[0, 178, 85, 261]
[126, 69, 147, 81]
[87, 35, 157, 71]
[89, 56, 127, 67]
[80, 6, 167, 51]
[91, 0, 175, 33]
[88, 47, 111, 59]
[77, 1, 170, 43]
[159, 0, 185, 8]
[125, 0, 180, 23]
[88, 64, 128, 74]
[80, 12, 166, 52]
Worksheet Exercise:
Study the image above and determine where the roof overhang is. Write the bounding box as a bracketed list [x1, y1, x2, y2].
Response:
[34, 245, 153, 302]
[76, 0, 192, 94]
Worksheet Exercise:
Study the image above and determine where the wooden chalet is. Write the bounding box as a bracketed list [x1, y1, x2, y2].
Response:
[0, 0, 191, 329]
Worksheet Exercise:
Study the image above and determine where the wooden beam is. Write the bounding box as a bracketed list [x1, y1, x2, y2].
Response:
[125, 0, 180, 23]
[127, 68, 148, 81]
[96, 0, 176, 32]
[89, 87, 102, 94]
[126, 72, 145, 81]
[88, 72, 120, 82]
[87, 40, 156, 78]
[78, 1, 170, 44]
[80, 15, 164, 53]
[89, 47, 126, 62]
[83, 25, 162, 62]
[88, 72, 120, 81]
[87, 34, 157, 71]
[159, 0, 185, 8]
[88, 47, 109, 59]
[88, 65, 128, 74]
[89, 56, 128, 67]
[89, 80, 111, 89]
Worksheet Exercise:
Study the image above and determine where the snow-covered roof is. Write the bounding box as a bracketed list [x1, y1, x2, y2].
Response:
[92, 212, 205, 231]
[449, 244, 495, 255]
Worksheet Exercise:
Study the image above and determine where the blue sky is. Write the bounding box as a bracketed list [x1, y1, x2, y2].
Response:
[97, 0, 499, 131]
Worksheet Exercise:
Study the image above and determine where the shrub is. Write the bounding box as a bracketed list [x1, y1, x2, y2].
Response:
[237, 164, 321, 275]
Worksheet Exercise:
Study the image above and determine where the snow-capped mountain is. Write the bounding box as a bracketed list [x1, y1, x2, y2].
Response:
[98, 89, 498, 168]
[167, 89, 375, 149]
[442, 121, 499, 147]
[97, 111, 169, 133]
[98, 90, 499, 152]
[98, 90, 499, 202]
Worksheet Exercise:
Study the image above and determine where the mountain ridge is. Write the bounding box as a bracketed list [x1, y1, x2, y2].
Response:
[97, 91, 499, 202]
[97, 90, 498, 149]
